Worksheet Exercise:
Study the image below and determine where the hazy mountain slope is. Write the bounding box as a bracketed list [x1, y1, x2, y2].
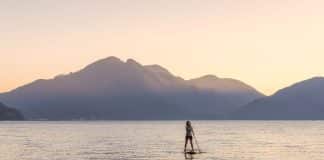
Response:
[232, 77, 324, 120]
[0, 102, 24, 121]
[0, 57, 263, 120]
[189, 75, 264, 108]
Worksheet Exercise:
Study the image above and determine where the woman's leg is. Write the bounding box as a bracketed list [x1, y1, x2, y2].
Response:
[190, 138, 194, 151]
[184, 137, 188, 151]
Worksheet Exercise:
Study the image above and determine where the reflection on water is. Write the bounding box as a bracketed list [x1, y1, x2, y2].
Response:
[1, 121, 324, 160]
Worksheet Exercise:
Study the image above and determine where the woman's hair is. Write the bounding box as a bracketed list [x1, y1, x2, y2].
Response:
[186, 121, 191, 127]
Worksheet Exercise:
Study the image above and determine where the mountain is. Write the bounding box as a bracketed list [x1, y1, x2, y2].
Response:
[0, 102, 24, 120]
[187, 75, 264, 116]
[232, 77, 324, 120]
[189, 75, 262, 106]
[0, 57, 263, 120]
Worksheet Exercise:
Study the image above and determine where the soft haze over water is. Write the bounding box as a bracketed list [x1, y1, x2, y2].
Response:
[1, 121, 324, 160]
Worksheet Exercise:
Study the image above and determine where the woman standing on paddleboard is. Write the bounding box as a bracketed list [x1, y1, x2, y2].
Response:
[184, 121, 195, 152]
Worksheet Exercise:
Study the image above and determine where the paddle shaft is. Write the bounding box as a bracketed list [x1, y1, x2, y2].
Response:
[192, 130, 202, 153]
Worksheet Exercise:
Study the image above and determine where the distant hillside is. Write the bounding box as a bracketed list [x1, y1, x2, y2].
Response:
[0, 57, 263, 120]
[232, 77, 324, 120]
[0, 102, 24, 121]
[189, 75, 262, 105]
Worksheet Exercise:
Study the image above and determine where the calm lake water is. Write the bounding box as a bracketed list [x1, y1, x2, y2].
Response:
[1, 121, 324, 160]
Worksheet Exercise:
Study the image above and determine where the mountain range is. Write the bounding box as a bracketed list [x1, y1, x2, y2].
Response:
[0, 57, 263, 120]
[1, 57, 324, 120]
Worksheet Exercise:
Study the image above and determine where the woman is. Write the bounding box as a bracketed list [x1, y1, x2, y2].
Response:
[184, 120, 194, 152]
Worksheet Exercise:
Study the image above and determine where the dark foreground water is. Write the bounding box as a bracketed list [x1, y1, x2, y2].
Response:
[1, 121, 324, 160]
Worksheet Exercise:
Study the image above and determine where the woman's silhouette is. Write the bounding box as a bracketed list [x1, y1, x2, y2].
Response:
[184, 121, 194, 152]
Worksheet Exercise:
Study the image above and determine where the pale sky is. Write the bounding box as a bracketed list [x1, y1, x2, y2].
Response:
[1, 0, 324, 95]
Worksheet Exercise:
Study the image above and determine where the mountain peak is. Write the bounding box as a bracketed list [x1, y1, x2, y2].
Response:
[199, 75, 219, 80]
[145, 65, 172, 75]
[98, 56, 123, 64]
[189, 75, 219, 83]
[189, 75, 262, 95]
[126, 59, 142, 67]
[88, 56, 123, 66]
[81, 56, 124, 72]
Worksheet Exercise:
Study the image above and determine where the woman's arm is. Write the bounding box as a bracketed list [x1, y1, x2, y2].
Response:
[191, 126, 195, 136]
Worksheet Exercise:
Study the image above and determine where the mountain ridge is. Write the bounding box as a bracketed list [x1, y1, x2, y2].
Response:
[0, 56, 264, 120]
[232, 77, 324, 120]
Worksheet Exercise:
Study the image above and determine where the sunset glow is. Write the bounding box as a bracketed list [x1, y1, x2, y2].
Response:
[1, 0, 324, 95]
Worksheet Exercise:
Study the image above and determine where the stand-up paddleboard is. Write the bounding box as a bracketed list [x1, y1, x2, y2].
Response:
[185, 151, 197, 154]
[184, 150, 203, 154]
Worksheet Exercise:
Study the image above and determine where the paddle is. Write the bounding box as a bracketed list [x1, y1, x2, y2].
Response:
[192, 128, 202, 153]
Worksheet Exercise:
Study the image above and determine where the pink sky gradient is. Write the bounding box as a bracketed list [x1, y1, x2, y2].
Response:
[1, 0, 324, 95]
